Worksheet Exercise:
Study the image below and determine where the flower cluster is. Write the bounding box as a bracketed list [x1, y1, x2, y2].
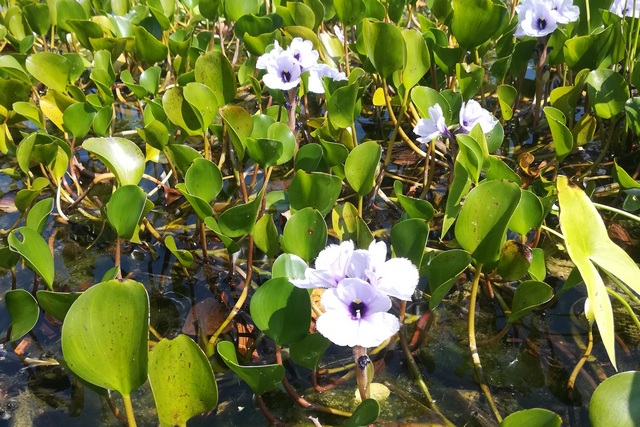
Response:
[291, 240, 419, 348]
[610, 0, 640, 17]
[256, 38, 347, 93]
[413, 99, 498, 144]
[514, 0, 579, 38]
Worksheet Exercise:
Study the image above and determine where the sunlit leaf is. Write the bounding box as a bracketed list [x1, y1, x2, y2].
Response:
[590, 371, 640, 427]
[217, 341, 284, 395]
[82, 137, 145, 186]
[107, 185, 147, 240]
[5, 289, 39, 341]
[8, 226, 54, 290]
[345, 141, 381, 196]
[281, 207, 327, 262]
[427, 249, 471, 309]
[499, 408, 561, 427]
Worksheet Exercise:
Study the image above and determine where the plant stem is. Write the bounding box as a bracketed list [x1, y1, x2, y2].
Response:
[468, 264, 502, 423]
[122, 394, 137, 427]
[384, 88, 410, 167]
[567, 327, 593, 390]
[593, 202, 640, 223]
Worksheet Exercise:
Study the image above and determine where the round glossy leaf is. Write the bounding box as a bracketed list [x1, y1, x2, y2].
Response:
[220, 105, 253, 161]
[508, 190, 544, 236]
[268, 122, 296, 165]
[362, 19, 404, 78]
[544, 106, 574, 163]
[332, 202, 359, 242]
[497, 84, 517, 121]
[402, 28, 430, 90]
[63, 102, 95, 139]
[272, 253, 308, 280]
[183, 82, 219, 130]
[13, 101, 44, 129]
[250, 277, 311, 345]
[499, 408, 561, 427]
[82, 137, 145, 186]
[140, 66, 161, 95]
[25, 52, 70, 92]
[185, 158, 222, 203]
[218, 191, 262, 238]
[61, 279, 149, 395]
[411, 85, 452, 122]
[455, 180, 521, 264]
[217, 341, 284, 396]
[528, 248, 546, 282]
[457, 62, 484, 101]
[0, 246, 20, 270]
[390, 218, 428, 269]
[289, 171, 342, 216]
[5, 289, 39, 342]
[319, 138, 349, 166]
[166, 145, 202, 176]
[26, 197, 53, 234]
[345, 398, 380, 427]
[246, 137, 283, 168]
[36, 290, 81, 322]
[137, 120, 169, 151]
[14, 177, 49, 213]
[8, 226, 54, 290]
[345, 141, 381, 196]
[281, 207, 328, 262]
[195, 47, 236, 106]
[590, 371, 640, 427]
[497, 240, 532, 281]
[162, 86, 203, 136]
[334, 0, 366, 26]
[586, 68, 629, 119]
[149, 335, 218, 426]
[254, 214, 279, 258]
[164, 235, 194, 268]
[451, 0, 506, 49]
[289, 333, 331, 370]
[507, 280, 554, 324]
[328, 82, 359, 129]
[92, 106, 113, 137]
[107, 185, 147, 240]
[204, 217, 240, 254]
[224, 0, 260, 21]
[427, 249, 472, 309]
[393, 181, 435, 221]
[176, 183, 214, 220]
[295, 143, 324, 172]
[133, 25, 168, 64]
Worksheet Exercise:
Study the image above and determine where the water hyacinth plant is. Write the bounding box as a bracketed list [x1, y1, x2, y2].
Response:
[1, 0, 640, 425]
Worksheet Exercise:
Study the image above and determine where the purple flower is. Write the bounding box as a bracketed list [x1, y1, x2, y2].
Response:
[307, 63, 348, 94]
[610, 0, 640, 17]
[550, 0, 580, 23]
[289, 37, 319, 71]
[414, 104, 450, 142]
[316, 278, 400, 348]
[256, 41, 284, 70]
[515, 0, 559, 38]
[262, 51, 302, 91]
[458, 99, 498, 134]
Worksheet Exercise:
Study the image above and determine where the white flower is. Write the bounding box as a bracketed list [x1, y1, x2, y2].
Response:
[256, 41, 283, 70]
[334, 25, 345, 43]
[610, 0, 640, 17]
[262, 51, 302, 91]
[316, 278, 400, 348]
[414, 104, 450, 143]
[289, 37, 319, 71]
[550, 0, 580, 23]
[307, 63, 348, 94]
[458, 99, 498, 134]
[515, 0, 559, 38]
[291, 240, 419, 301]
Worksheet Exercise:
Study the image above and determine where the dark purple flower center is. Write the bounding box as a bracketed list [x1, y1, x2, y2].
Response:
[281, 69, 291, 82]
[293, 50, 301, 61]
[537, 17, 547, 30]
[349, 299, 367, 319]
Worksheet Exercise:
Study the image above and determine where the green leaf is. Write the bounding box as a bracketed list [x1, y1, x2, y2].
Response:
[13, 101, 44, 129]
[224, 0, 260, 21]
[272, 253, 308, 280]
[185, 158, 222, 203]
[507, 281, 554, 324]
[25, 52, 70, 92]
[499, 408, 561, 427]
[442, 161, 471, 237]
[281, 207, 328, 262]
[427, 249, 471, 309]
[220, 105, 253, 161]
[63, 102, 96, 139]
[183, 82, 219, 130]
[411, 85, 452, 122]
[362, 19, 404, 78]
[137, 120, 169, 151]
[508, 189, 544, 236]
[26, 197, 53, 234]
[585, 68, 629, 119]
[455, 180, 521, 264]
[345, 398, 380, 427]
[295, 143, 324, 172]
[61, 279, 149, 395]
[177, 184, 213, 221]
[133, 25, 168, 64]
[456, 133, 485, 184]
[402, 28, 430, 90]
[328, 82, 359, 129]
[5, 289, 39, 341]
[613, 159, 640, 192]
[345, 141, 381, 196]
[484, 155, 522, 183]
[528, 248, 546, 281]
[203, 216, 240, 253]
[497, 84, 517, 121]
[107, 185, 147, 240]
[82, 137, 145, 186]
[544, 106, 574, 163]
[246, 137, 283, 168]
[451, 0, 506, 49]
[14, 177, 49, 213]
[216, 340, 284, 395]
[334, 0, 366, 26]
[289, 171, 342, 216]
[254, 214, 280, 258]
[393, 181, 435, 220]
[332, 202, 359, 242]
[390, 218, 428, 269]
[589, 371, 640, 427]
[557, 175, 640, 369]
[35, 290, 81, 322]
[289, 333, 331, 370]
[218, 192, 262, 238]
[8, 226, 55, 290]
[162, 86, 204, 136]
[496, 240, 532, 281]
[268, 122, 296, 165]
[164, 235, 194, 268]
[250, 277, 311, 345]
[457, 63, 484, 101]
[149, 335, 218, 427]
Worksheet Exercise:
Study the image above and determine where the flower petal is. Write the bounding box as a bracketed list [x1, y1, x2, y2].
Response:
[316, 310, 360, 347]
[355, 312, 400, 348]
[377, 258, 420, 301]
